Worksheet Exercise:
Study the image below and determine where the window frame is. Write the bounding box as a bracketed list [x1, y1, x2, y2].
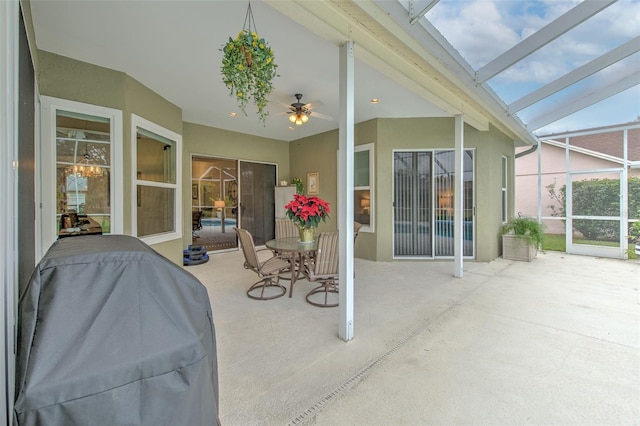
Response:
[40, 96, 123, 257]
[131, 114, 182, 245]
[355, 143, 375, 233]
[501, 155, 508, 223]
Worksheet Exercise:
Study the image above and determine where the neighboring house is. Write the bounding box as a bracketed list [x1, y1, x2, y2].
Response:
[515, 121, 640, 235]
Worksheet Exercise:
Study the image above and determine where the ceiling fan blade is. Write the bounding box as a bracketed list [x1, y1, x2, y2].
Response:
[309, 111, 334, 121]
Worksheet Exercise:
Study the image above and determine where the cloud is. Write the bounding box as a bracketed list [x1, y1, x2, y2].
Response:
[424, 0, 639, 132]
[427, 0, 638, 81]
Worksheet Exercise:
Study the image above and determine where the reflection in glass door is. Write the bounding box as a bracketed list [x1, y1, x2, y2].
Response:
[191, 156, 238, 251]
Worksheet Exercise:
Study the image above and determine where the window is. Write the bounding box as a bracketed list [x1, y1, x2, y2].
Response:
[131, 114, 182, 244]
[355, 143, 374, 232]
[40, 96, 123, 256]
[501, 156, 508, 223]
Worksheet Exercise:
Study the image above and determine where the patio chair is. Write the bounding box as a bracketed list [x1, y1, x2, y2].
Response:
[276, 218, 299, 239]
[274, 217, 300, 267]
[304, 231, 339, 307]
[234, 227, 290, 300]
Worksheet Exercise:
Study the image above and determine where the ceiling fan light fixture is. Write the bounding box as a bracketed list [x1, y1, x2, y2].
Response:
[289, 114, 296, 123]
[301, 114, 309, 123]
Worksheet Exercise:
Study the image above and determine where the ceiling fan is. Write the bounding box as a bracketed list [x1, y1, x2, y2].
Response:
[286, 93, 333, 125]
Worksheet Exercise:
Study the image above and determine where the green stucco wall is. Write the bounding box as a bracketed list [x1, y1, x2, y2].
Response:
[37, 50, 184, 264]
[290, 117, 515, 262]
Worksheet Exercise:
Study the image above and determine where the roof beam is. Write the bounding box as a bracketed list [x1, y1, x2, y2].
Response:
[509, 36, 640, 113]
[477, 0, 618, 83]
[528, 70, 640, 130]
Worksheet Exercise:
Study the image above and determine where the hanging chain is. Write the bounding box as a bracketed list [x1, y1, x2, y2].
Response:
[242, 1, 259, 35]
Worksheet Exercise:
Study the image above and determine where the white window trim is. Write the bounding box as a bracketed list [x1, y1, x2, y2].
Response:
[355, 142, 375, 233]
[502, 155, 508, 224]
[40, 96, 123, 258]
[131, 114, 182, 245]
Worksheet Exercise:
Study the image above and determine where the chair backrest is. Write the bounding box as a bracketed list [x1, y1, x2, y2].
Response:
[353, 221, 363, 243]
[234, 227, 260, 272]
[309, 232, 339, 280]
[275, 218, 298, 239]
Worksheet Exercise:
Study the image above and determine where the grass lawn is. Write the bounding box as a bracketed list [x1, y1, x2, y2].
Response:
[542, 233, 637, 259]
[542, 234, 565, 252]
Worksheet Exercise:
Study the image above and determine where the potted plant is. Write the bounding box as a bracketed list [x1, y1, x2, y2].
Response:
[501, 216, 544, 261]
[626, 221, 640, 259]
[220, 29, 278, 123]
[284, 194, 330, 243]
[292, 177, 304, 195]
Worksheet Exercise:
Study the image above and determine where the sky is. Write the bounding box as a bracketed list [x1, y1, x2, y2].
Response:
[425, 0, 640, 135]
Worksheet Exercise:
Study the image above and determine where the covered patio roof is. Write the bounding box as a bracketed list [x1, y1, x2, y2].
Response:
[27, 0, 639, 145]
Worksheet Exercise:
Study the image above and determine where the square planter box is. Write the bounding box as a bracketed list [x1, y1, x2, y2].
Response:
[502, 234, 537, 262]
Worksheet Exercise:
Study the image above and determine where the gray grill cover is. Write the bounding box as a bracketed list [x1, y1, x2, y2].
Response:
[15, 235, 219, 425]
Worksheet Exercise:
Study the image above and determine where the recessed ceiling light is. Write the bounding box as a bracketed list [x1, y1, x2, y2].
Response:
[370, 98, 380, 104]
[288, 126, 295, 131]
[228, 112, 238, 117]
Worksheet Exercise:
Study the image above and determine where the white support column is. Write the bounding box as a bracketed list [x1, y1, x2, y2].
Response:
[537, 139, 542, 221]
[338, 41, 355, 342]
[453, 115, 464, 278]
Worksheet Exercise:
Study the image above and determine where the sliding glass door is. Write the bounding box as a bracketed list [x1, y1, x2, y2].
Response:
[191, 157, 276, 250]
[393, 150, 474, 258]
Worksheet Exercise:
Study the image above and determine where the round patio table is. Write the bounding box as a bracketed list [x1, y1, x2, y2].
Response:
[265, 237, 318, 297]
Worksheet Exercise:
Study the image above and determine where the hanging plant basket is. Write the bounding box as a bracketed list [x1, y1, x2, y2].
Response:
[220, 3, 278, 124]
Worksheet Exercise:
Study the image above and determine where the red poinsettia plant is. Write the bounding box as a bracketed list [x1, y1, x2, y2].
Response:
[285, 194, 331, 229]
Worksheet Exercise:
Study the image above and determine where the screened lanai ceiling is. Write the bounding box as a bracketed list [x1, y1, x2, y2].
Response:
[413, 0, 640, 135]
[29, 0, 639, 143]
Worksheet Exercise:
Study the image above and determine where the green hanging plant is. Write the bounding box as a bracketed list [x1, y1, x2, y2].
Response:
[220, 15, 278, 124]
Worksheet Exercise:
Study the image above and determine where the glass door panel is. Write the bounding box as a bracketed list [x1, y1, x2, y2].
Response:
[191, 156, 238, 251]
[394, 151, 432, 256]
[239, 161, 276, 246]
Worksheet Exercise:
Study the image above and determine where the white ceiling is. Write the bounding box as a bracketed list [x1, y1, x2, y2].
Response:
[30, 0, 637, 145]
[29, 0, 450, 142]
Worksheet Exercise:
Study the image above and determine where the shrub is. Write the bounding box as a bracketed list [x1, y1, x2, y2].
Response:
[547, 176, 640, 241]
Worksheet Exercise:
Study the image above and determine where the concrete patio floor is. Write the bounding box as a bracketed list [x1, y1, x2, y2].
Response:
[186, 250, 639, 425]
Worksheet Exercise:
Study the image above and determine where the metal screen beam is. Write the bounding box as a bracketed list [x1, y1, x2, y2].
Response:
[409, 0, 440, 25]
[509, 36, 640, 113]
[528, 70, 640, 130]
[477, 0, 618, 83]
